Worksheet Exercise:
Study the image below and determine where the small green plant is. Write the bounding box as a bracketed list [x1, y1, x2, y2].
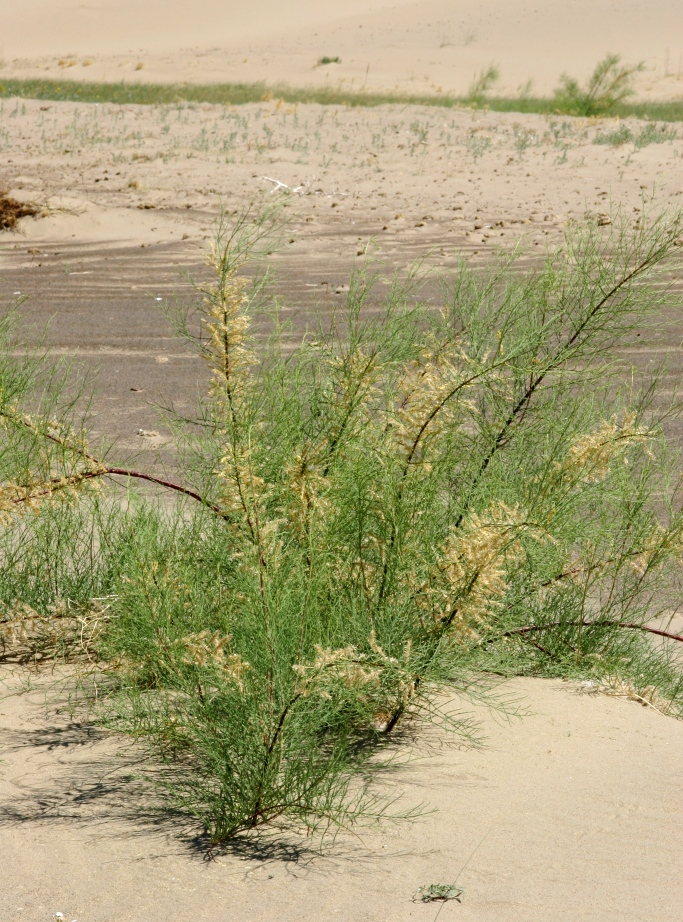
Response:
[594, 122, 678, 148]
[317, 56, 341, 66]
[513, 126, 535, 159]
[416, 828, 491, 915]
[465, 132, 491, 161]
[465, 64, 499, 106]
[417, 882, 464, 903]
[2, 207, 683, 846]
[416, 882, 464, 921]
[553, 54, 644, 117]
[410, 119, 429, 149]
[634, 122, 678, 148]
[593, 124, 634, 146]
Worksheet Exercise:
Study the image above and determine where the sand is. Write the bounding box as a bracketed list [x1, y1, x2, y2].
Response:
[1, 668, 682, 922]
[1, 3, 683, 920]
[2, 0, 683, 101]
[1, 97, 682, 457]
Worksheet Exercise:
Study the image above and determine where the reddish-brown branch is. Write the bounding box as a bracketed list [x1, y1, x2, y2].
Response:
[10, 464, 227, 516]
[3, 407, 228, 517]
[483, 619, 683, 645]
[104, 466, 227, 515]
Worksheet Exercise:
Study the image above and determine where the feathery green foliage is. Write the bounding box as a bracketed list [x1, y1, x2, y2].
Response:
[465, 65, 500, 106]
[2, 207, 683, 844]
[553, 54, 644, 117]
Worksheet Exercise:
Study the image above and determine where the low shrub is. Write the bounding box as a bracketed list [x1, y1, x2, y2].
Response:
[2, 207, 683, 843]
[553, 54, 644, 117]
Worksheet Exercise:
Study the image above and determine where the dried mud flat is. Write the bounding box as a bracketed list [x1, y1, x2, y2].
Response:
[1, 95, 683, 922]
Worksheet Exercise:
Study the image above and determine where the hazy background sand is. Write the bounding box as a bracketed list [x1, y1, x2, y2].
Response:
[2, 0, 683, 100]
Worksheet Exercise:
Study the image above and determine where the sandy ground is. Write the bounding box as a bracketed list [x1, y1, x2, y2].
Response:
[2, 0, 683, 101]
[1, 96, 682, 455]
[0, 668, 681, 922]
[1, 6, 683, 921]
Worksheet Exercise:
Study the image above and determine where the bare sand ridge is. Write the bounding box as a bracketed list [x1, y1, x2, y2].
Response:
[1, 4, 683, 921]
[2, 0, 683, 101]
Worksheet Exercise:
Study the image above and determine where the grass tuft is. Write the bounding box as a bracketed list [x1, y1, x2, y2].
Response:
[465, 64, 500, 106]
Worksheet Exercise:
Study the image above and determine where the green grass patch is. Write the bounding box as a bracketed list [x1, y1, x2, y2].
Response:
[1, 77, 682, 122]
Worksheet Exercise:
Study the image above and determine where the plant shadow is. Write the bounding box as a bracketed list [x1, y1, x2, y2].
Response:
[0, 714, 366, 866]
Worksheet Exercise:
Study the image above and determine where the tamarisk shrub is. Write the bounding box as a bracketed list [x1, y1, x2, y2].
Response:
[2, 206, 683, 842]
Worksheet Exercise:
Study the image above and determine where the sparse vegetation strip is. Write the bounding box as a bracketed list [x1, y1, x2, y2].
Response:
[1, 78, 681, 122]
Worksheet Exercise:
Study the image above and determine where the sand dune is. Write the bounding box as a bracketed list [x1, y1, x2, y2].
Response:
[3, 0, 682, 99]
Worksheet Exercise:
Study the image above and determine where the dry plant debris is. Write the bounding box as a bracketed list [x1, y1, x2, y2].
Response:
[0, 193, 39, 229]
[0, 598, 110, 664]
